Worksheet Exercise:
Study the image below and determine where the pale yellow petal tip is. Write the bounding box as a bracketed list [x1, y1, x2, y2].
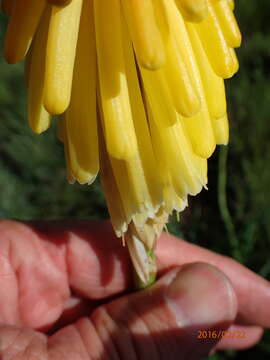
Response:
[176, 198, 188, 212]
[121, 0, 166, 71]
[213, 114, 229, 145]
[29, 122, 50, 135]
[114, 223, 129, 239]
[193, 141, 216, 159]
[44, 96, 70, 115]
[230, 48, 239, 73]
[105, 138, 138, 160]
[178, 95, 201, 118]
[76, 172, 98, 186]
[220, 49, 239, 79]
[231, 29, 242, 49]
[175, 0, 208, 23]
[216, 61, 238, 79]
[138, 52, 166, 71]
[235, 35, 242, 49]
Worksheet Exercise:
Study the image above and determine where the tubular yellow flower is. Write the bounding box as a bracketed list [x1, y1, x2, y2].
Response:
[2, 0, 241, 286]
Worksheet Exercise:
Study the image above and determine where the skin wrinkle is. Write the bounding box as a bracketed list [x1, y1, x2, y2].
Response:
[30, 227, 69, 281]
[72, 324, 92, 360]
[121, 298, 162, 360]
[74, 318, 96, 360]
[105, 305, 141, 360]
[8, 221, 39, 269]
[140, 303, 174, 360]
[65, 230, 103, 299]
[63, 230, 87, 302]
[62, 224, 131, 300]
[16, 256, 69, 328]
[42, 232, 69, 279]
[100, 306, 136, 360]
[1, 327, 24, 355]
[38, 229, 88, 309]
[21, 224, 70, 324]
[1, 327, 43, 359]
[19, 334, 44, 360]
[131, 292, 166, 358]
[0, 251, 20, 325]
[91, 306, 122, 360]
[6, 222, 70, 329]
[37, 331, 49, 360]
[233, 280, 262, 325]
[0, 222, 20, 325]
[135, 296, 178, 359]
[48, 325, 90, 360]
[75, 317, 108, 360]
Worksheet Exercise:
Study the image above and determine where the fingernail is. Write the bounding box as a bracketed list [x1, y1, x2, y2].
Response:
[165, 263, 237, 328]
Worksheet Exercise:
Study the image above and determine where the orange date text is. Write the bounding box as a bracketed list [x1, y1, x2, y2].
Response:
[197, 330, 247, 340]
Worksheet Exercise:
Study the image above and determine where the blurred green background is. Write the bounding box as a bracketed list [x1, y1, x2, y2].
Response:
[0, 1, 269, 358]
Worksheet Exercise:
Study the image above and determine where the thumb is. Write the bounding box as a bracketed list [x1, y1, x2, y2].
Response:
[51, 262, 237, 360]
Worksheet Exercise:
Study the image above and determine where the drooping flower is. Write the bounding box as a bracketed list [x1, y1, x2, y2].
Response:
[2, 0, 241, 286]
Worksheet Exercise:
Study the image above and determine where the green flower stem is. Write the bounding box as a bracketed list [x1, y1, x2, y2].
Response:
[218, 146, 242, 262]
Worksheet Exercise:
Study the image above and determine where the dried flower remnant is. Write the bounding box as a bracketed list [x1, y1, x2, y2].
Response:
[2, 0, 241, 287]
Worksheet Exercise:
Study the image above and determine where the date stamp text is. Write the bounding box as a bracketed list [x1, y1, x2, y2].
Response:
[197, 330, 247, 340]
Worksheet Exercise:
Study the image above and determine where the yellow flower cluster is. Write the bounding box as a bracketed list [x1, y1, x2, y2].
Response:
[2, 0, 241, 283]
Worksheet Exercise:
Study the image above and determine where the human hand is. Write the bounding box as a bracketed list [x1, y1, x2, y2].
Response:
[0, 220, 269, 359]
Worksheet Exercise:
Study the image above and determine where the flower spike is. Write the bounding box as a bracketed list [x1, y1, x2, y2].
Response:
[2, 0, 242, 287]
